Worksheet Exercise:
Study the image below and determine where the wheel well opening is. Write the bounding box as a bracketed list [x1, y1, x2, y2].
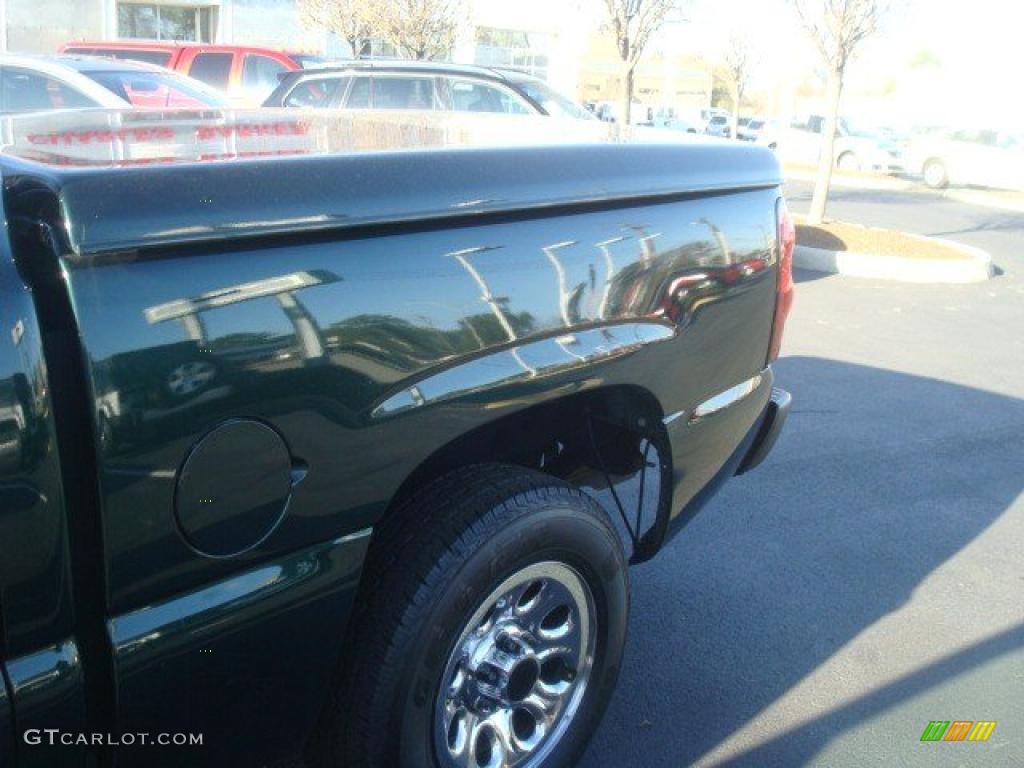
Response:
[311, 387, 671, 758]
[384, 385, 673, 562]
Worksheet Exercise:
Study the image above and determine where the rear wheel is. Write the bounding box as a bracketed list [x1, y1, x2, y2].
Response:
[316, 464, 629, 768]
[837, 151, 860, 171]
[923, 159, 949, 189]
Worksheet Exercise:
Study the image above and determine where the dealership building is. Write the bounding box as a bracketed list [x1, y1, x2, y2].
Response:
[0, 0, 710, 111]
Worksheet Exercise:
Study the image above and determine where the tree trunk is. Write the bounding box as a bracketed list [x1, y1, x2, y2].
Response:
[730, 85, 740, 140]
[808, 68, 843, 225]
[620, 65, 634, 126]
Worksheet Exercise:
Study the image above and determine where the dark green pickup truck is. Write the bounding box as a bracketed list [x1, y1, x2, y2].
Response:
[0, 110, 793, 768]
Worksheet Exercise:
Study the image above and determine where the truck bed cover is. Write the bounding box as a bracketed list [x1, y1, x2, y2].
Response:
[0, 109, 781, 258]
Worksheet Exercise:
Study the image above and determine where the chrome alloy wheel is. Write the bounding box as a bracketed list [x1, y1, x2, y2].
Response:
[434, 561, 597, 768]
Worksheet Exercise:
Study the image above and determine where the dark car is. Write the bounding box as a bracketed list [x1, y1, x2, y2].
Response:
[0, 108, 790, 768]
[263, 59, 595, 120]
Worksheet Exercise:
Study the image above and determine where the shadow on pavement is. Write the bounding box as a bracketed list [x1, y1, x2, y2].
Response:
[581, 355, 1024, 767]
[929, 214, 1024, 238]
[785, 187, 940, 208]
[711, 621, 1024, 767]
[792, 267, 833, 284]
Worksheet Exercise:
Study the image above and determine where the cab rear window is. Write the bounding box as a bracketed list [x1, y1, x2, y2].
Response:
[189, 52, 233, 90]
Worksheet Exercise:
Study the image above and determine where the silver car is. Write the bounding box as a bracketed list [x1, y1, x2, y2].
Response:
[0, 53, 226, 114]
[907, 129, 1024, 191]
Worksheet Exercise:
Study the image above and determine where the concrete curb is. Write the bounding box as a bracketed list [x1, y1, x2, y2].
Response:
[794, 241, 994, 283]
[941, 188, 1024, 214]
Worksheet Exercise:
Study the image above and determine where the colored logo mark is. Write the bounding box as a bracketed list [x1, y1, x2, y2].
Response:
[920, 721, 997, 742]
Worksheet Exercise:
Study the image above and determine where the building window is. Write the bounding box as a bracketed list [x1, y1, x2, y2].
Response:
[358, 37, 398, 59]
[474, 27, 550, 81]
[117, 3, 215, 42]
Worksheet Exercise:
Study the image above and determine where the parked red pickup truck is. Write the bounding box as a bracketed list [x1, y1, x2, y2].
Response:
[58, 41, 326, 106]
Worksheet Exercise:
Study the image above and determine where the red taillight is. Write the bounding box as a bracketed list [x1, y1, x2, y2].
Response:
[768, 199, 795, 362]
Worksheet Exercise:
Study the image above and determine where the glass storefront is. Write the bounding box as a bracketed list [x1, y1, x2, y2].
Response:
[474, 27, 550, 81]
[117, 3, 214, 42]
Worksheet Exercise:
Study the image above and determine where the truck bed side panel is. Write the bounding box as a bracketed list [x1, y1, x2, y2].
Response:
[60, 187, 779, 613]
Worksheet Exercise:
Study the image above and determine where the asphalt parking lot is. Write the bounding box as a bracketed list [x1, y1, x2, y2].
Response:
[581, 182, 1024, 767]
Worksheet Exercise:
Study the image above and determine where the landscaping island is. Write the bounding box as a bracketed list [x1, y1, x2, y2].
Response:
[792, 216, 994, 283]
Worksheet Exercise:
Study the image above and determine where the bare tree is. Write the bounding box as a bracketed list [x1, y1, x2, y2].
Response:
[721, 35, 753, 140]
[297, 0, 380, 57]
[371, 0, 464, 60]
[603, 0, 680, 125]
[793, 0, 886, 224]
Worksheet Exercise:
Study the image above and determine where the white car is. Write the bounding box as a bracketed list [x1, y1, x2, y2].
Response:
[738, 117, 781, 148]
[700, 107, 730, 124]
[0, 54, 226, 114]
[658, 117, 700, 134]
[705, 114, 732, 138]
[594, 99, 651, 125]
[906, 130, 1024, 191]
[779, 115, 903, 173]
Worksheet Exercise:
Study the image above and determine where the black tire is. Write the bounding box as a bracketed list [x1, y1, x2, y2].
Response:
[837, 151, 860, 171]
[314, 463, 628, 768]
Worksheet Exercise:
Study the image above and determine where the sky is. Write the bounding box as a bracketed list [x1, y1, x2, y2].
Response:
[667, 0, 1023, 128]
